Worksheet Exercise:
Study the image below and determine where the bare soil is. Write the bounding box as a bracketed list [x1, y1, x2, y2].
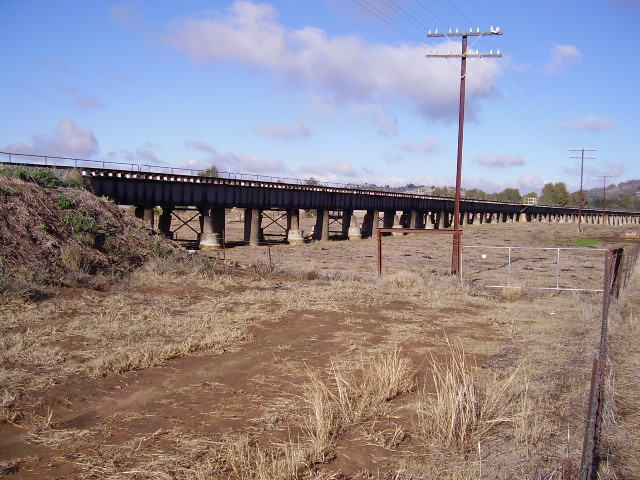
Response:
[1, 178, 639, 479]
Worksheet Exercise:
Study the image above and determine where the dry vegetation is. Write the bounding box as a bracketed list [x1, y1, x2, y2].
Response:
[1, 170, 639, 479]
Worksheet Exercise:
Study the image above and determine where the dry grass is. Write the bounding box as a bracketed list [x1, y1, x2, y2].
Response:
[301, 347, 415, 462]
[416, 340, 523, 453]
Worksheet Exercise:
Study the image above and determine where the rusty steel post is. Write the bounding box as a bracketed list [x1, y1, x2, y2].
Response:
[377, 227, 382, 276]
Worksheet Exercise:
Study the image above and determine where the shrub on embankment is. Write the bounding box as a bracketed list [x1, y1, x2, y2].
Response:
[0, 166, 182, 301]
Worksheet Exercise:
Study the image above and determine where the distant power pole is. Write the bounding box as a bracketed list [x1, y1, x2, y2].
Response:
[569, 148, 596, 233]
[598, 174, 613, 224]
[426, 27, 503, 275]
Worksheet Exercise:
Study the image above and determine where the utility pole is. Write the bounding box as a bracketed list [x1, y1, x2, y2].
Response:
[427, 27, 503, 275]
[569, 148, 596, 233]
[598, 174, 612, 225]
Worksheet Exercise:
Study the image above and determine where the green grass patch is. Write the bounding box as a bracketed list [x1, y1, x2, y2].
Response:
[0, 166, 66, 188]
[556, 238, 602, 247]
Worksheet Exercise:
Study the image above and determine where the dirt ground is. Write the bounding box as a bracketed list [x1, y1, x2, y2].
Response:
[1, 221, 639, 479]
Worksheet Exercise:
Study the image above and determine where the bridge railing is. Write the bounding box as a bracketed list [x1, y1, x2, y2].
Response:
[0, 151, 373, 190]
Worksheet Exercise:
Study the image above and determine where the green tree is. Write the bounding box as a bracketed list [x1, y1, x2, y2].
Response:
[540, 182, 570, 206]
[199, 165, 219, 178]
[493, 188, 522, 203]
[619, 194, 635, 210]
[464, 188, 487, 200]
[305, 177, 319, 186]
[569, 191, 589, 207]
[431, 186, 454, 197]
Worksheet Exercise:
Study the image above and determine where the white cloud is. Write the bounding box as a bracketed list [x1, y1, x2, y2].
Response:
[603, 162, 625, 177]
[183, 140, 286, 174]
[166, 1, 502, 123]
[4, 119, 98, 158]
[39, 57, 71, 73]
[397, 138, 438, 154]
[552, 114, 614, 131]
[475, 153, 525, 167]
[295, 161, 358, 181]
[545, 43, 582, 75]
[253, 120, 311, 140]
[185, 140, 217, 153]
[57, 85, 105, 110]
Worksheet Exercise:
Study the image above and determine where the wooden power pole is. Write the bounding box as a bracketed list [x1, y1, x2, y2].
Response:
[426, 27, 503, 275]
[570, 148, 596, 233]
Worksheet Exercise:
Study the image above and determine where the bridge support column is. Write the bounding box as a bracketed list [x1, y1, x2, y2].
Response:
[409, 210, 423, 229]
[436, 211, 446, 229]
[199, 208, 224, 250]
[425, 212, 435, 229]
[158, 207, 173, 237]
[362, 210, 379, 238]
[135, 207, 155, 230]
[391, 212, 404, 235]
[519, 211, 527, 223]
[314, 209, 330, 241]
[244, 208, 262, 246]
[344, 211, 362, 240]
[286, 209, 304, 244]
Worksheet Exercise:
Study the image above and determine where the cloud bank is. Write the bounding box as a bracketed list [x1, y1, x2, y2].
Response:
[166, 0, 502, 123]
[4, 119, 99, 158]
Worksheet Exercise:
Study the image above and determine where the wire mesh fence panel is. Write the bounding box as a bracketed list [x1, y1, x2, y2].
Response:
[462, 246, 607, 291]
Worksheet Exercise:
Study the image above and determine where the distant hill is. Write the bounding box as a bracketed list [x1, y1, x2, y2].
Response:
[585, 179, 640, 200]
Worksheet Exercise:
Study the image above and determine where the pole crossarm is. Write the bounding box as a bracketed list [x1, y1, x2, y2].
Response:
[427, 28, 503, 58]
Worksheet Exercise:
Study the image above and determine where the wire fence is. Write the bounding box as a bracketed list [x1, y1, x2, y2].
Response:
[579, 244, 639, 479]
[461, 245, 609, 292]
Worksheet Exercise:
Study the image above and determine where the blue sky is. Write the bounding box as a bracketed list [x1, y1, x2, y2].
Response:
[1, 0, 638, 194]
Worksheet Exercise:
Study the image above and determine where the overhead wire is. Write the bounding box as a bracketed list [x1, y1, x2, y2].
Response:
[351, 0, 582, 160]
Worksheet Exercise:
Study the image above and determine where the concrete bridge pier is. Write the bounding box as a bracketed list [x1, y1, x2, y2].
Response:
[519, 211, 527, 223]
[199, 208, 225, 250]
[465, 212, 474, 225]
[382, 210, 395, 229]
[361, 210, 379, 238]
[390, 212, 404, 235]
[158, 207, 173, 237]
[424, 212, 435, 229]
[436, 211, 446, 229]
[135, 206, 155, 230]
[286, 209, 304, 244]
[410, 210, 424, 229]
[313, 209, 330, 241]
[244, 208, 262, 246]
[343, 211, 362, 240]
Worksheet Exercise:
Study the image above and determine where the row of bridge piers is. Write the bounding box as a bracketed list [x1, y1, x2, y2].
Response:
[134, 206, 639, 249]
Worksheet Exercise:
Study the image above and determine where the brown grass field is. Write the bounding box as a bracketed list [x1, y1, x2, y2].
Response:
[1, 217, 640, 479]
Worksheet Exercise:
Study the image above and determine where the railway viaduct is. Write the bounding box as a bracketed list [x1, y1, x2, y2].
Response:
[81, 168, 640, 250]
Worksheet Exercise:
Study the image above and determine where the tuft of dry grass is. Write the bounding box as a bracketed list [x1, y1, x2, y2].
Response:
[500, 286, 525, 301]
[416, 340, 523, 453]
[301, 347, 414, 461]
[214, 433, 310, 480]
